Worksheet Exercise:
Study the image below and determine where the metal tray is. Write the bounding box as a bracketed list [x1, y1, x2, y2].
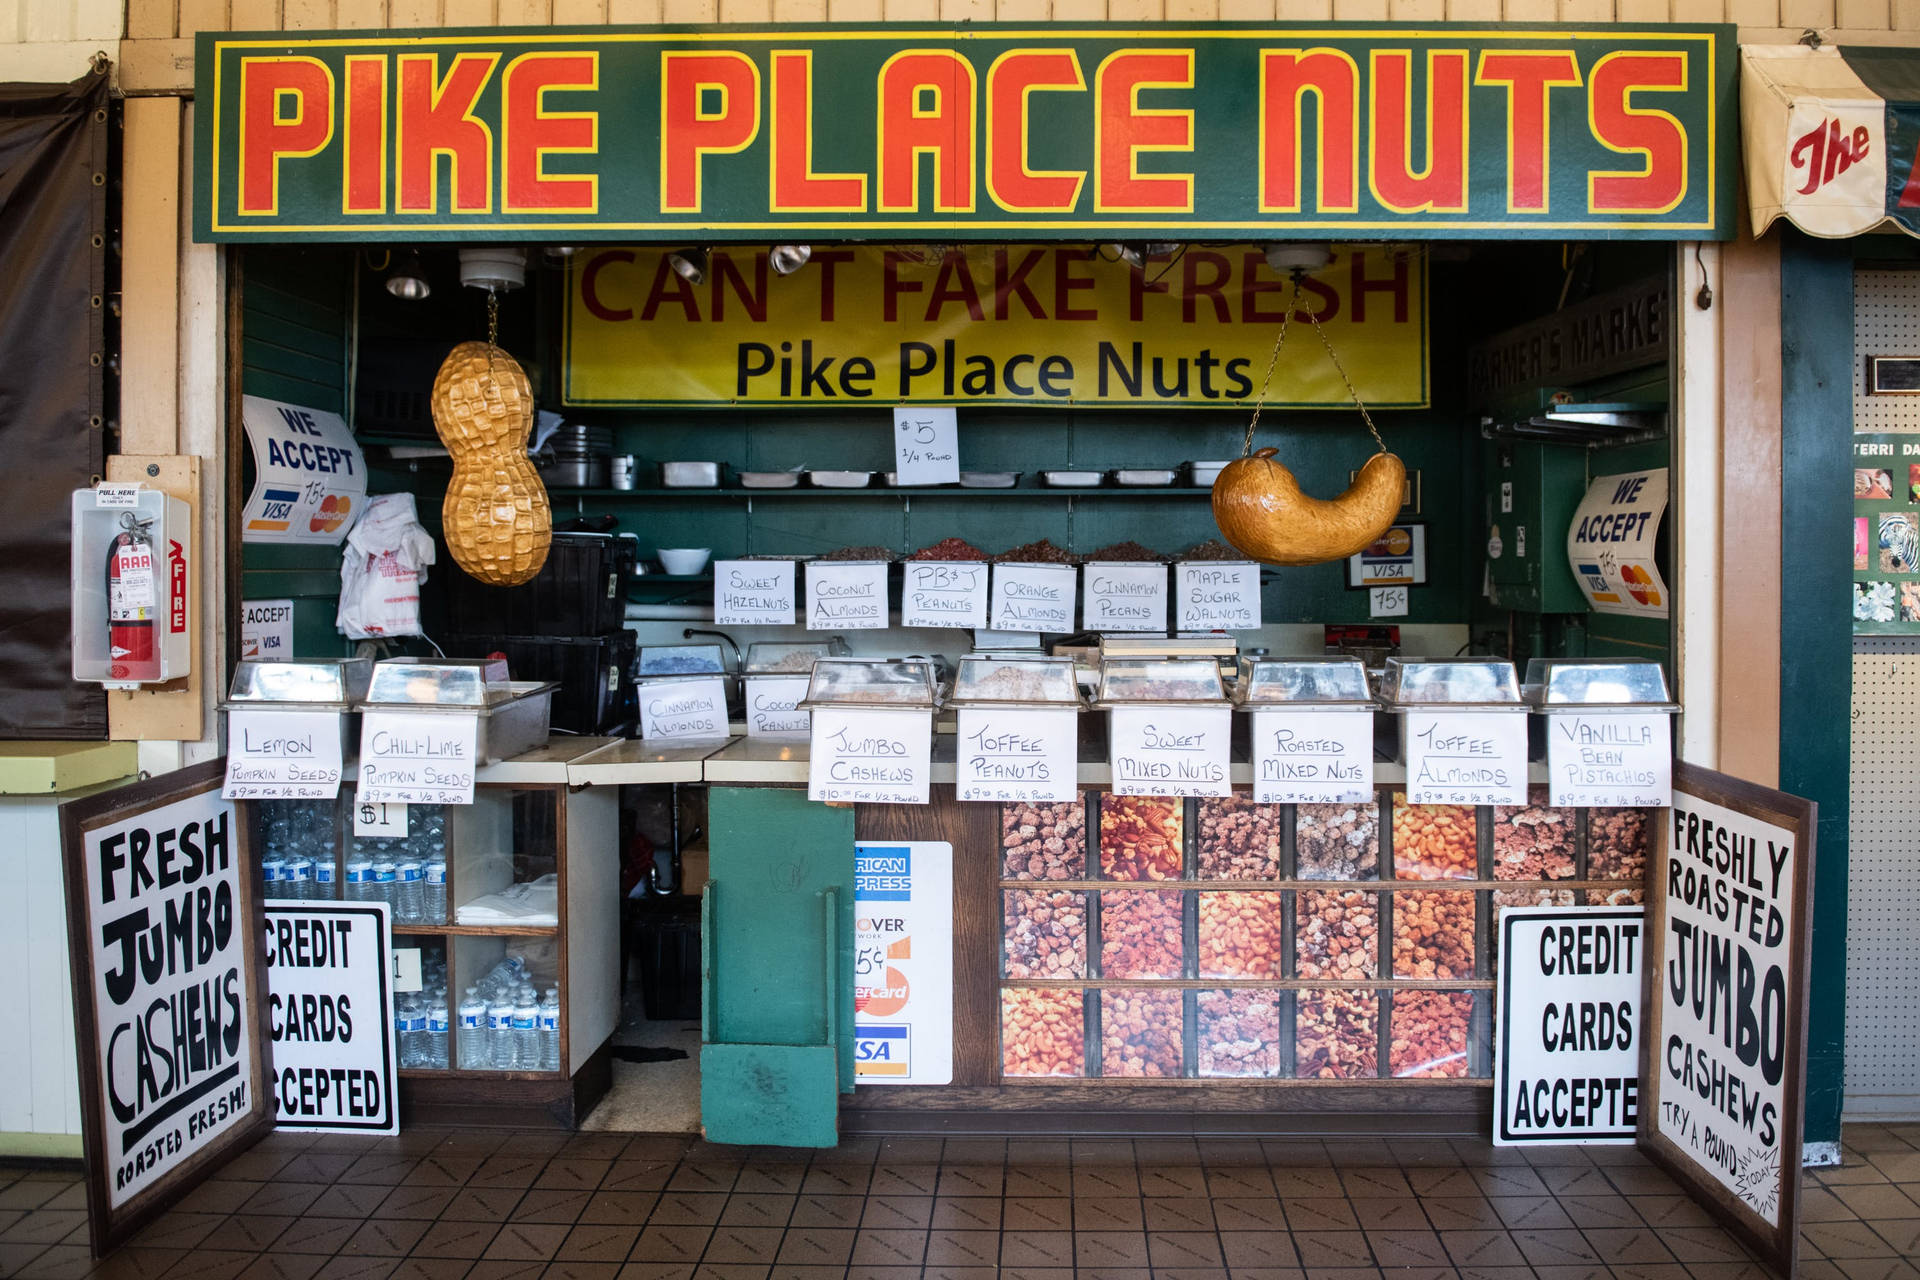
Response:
[1042, 470, 1103, 487]
[739, 470, 801, 488]
[961, 471, 1021, 488]
[661, 461, 721, 488]
[808, 470, 874, 488]
[1113, 468, 1178, 486]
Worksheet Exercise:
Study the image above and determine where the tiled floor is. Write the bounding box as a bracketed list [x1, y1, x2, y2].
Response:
[4, 1123, 1920, 1280]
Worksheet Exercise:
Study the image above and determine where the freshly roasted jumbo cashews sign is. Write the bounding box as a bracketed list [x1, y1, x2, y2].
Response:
[194, 25, 1733, 244]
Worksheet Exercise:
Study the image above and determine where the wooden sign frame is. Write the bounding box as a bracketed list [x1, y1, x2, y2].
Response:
[61, 760, 274, 1256]
[1638, 761, 1817, 1280]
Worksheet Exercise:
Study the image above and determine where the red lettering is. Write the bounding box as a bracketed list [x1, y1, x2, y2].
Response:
[1589, 52, 1688, 213]
[771, 51, 866, 211]
[1369, 50, 1468, 214]
[926, 252, 985, 322]
[396, 52, 498, 214]
[659, 51, 760, 214]
[1349, 250, 1408, 324]
[581, 250, 635, 322]
[1094, 50, 1194, 212]
[1181, 250, 1232, 323]
[502, 52, 598, 213]
[1055, 249, 1097, 321]
[1241, 252, 1289, 323]
[342, 56, 385, 215]
[1259, 50, 1359, 213]
[882, 250, 924, 322]
[1476, 51, 1582, 213]
[878, 51, 976, 213]
[711, 251, 768, 322]
[239, 57, 334, 217]
[992, 249, 1048, 320]
[813, 248, 855, 321]
[639, 254, 701, 322]
[986, 50, 1086, 212]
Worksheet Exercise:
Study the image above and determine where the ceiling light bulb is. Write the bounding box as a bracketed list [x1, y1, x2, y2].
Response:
[668, 247, 709, 286]
[385, 249, 430, 300]
[769, 243, 812, 275]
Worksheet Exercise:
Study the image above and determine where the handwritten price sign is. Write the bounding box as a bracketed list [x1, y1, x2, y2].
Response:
[892, 406, 959, 486]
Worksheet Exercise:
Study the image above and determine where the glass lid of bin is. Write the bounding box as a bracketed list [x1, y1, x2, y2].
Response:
[1380, 658, 1522, 710]
[745, 640, 848, 675]
[799, 657, 939, 709]
[1233, 657, 1373, 709]
[1093, 657, 1227, 706]
[364, 657, 514, 706]
[947, 655, 1085, 708]
[226, 658, 372, 707]
[639, 643, 726, 677]
[1523, 658, 1678, 711]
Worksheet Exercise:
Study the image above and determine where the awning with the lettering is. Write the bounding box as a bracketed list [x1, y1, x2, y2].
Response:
[1743, 43, 1920, 239]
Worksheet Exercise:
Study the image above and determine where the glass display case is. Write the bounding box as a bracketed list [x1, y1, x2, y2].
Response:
[743, 639, 846, 675]
[946, 654, 1084, 707]
[1380, 658, 1522, 707]
[640, 643, 728, 677]
[1523, 657, 1678, 709]
[360, 658, 556, 765]
[1232, 656, 1373, 708]
[1092, 656, 1228, 705]
[798, 657, 940, 708]
[228, 656, 372, 705]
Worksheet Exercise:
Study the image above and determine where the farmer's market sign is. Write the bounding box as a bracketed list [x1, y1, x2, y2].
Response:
[568, 244, 1425, 407]
[193, 24, 1734, 242]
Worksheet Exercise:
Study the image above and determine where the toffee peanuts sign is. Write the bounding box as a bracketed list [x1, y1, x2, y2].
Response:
[1639, 762, 1816, 1280]
[60, 763, 273, 1256]
[193, 26, 1734, 243]
[264, 902, 398, 1135]
[568, 244, 1427, 410]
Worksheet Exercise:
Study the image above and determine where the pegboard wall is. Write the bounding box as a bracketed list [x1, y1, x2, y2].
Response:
[1854, 270, 1920, 434]
[1845, 643, 1920, 1116]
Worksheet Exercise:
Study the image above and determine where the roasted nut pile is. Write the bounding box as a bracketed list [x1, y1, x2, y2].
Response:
[1196, 796, 1282, 879]
[1197, 891, 1284, 978]
[1588, 887, 1644, 907]
[1392, 797, 1477, 880]
[1100, 988, 1183, 1077]
[1590, 807, 1651, 880]
[757, 651, 820, 673]
[1083, 540, 1164, 563]
[1197, 990, 1280, 1077]
[1390, 990, 1474, 1078]
[908, 536, 987, 560]
[1003, 889, 1086, 978]
[1001, 798, 1086, 880]
[1295, 888, 1377, 979]
[1392, 890, 1475, 979]
[1002, 988, 1084, 1076]
[1099, 796, 1184, 880]
[1100, 890, 1184, 979]
[1493, 791, 1575, 880]
[1491, 888, 1574, 962]
[993, 538, 1074, 564]
[820, 545, 895, 561]
[1296, 803, 1380, 880]
[1179, 538, 1243, 561]
[1296, 989, 1378, 1079]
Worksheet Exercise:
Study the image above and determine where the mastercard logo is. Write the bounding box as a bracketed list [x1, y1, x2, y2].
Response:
[307, 494, 352, 535]
[1367, 527, 1412, 557]
[1621, 563, 1662, 606]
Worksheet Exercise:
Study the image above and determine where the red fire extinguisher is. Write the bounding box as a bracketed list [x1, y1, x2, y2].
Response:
[105, 512, 161, 681]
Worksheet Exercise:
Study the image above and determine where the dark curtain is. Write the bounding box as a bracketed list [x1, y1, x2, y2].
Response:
[0, 66, 108, 738]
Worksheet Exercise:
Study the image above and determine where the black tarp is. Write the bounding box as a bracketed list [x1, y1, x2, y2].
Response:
[0, 67, 108, 738]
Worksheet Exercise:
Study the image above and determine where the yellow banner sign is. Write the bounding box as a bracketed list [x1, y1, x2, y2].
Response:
[563, 245, 1426, 409]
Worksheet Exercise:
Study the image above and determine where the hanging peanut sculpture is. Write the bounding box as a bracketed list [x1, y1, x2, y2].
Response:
[430, 340, 552, 587]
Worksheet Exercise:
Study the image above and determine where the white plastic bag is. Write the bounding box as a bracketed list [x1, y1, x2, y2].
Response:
[336, 492, 436, 639]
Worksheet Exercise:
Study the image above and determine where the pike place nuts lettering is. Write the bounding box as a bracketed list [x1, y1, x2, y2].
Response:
[1296, 802, 1380, 880]
[1197, 891, 1284, 979]
[1492, 788, 1574, 881]
[1295, 888, 1378, 980]
[1101, 987, 1183, 1077]
[1391, 889, 1475, 980]
[1197, 990, 1281, 1078]
[1099, 890, 1184, 980]
[1001, 797, 1087, 880]
[1002, 889, 1086, 979]
[1001, 988, 1084, 1077]
[1392, 796, 1477, 881]
[1390, 990, 1475, 1079]
[1296, 988, 1378, 1080]
[1196, 796, 1282, 879]
[1099, 796, 1183, 881]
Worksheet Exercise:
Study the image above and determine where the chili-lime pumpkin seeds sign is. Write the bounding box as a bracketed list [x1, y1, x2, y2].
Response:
[1640, 763, 1814, 1280]
[62, 763, 272, 1255]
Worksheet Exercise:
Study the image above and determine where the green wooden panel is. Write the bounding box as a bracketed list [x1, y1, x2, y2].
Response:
[704, 787, 855, 1086]
[700, 1043, 838, 1148]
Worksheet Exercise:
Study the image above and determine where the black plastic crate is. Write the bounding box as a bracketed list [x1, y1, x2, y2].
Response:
[441, 629, 636, 735]
[441, 532, 637, 637]
[633, 905, 701, 1022]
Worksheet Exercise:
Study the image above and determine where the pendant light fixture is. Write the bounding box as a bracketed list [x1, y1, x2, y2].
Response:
[385, 249, 431, 300]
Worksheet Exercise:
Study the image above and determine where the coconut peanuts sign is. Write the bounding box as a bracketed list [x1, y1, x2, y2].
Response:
[194, 25, 1733, 244]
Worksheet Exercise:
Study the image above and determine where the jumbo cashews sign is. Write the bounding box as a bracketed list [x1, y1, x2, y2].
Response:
[193, 24, 1734, 242]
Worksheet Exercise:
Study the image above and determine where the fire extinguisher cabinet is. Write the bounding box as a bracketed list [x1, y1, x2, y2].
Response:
[70, 486, 192, 686]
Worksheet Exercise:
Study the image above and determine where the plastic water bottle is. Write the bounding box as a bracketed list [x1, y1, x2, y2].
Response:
[487, 990, 516, 1069]
[425, 988, 449, 1069]
[513, 986, 539, 1071]
[394, 861, 423, 924]
[260, 855, 285, 899]
[372, 860, 398, 915]
[344, 858, 375, 902]
[539, 987, 561, 1072]
[284, 856, 314, 902]
[313, 855, 337, 900]
[393, 995, 415, 1068]
[423, 858, 447, 924]
[457, 987, 487, 1069]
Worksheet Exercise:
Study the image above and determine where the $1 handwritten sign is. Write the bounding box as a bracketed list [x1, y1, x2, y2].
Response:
[1176, 562, 1260, 630]
[1405, 711, 1527, 805]
[1547, 712, 1672, 807]
[1109, 705, 1232, 797]
[955, 707, 1077, 802]
[712, 560, 795, 626]
[901, 560, 987, 628]
[991, 563, 1075, 632]
[223, 708, 344, 799]
[808, 561, 888, 630]
[808, 707, 932, 804]
[892, 406, 959, 486]
[357, 710, 477, 806]
[1250, 710, 1373, 804]
[1082, 562, 1168, 633]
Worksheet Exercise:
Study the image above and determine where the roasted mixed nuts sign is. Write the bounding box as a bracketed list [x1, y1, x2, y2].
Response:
[193, 24, 1734, 242]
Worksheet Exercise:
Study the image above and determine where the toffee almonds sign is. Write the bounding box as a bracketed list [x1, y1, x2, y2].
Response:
[60, 762, 274, 1256]
[1639, 762, 1815, 1280]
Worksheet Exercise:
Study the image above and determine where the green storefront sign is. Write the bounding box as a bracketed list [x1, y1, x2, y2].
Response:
[192, 23, 1735, 243]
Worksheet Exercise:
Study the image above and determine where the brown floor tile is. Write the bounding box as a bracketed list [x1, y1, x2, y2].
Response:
[1628, 1193, 1717, 1228]
[928, 1197, 999, 1231]
[1439, 1230, 1528, 1268]
[536, 1163, 612, 1193]
[1808, 1221, 1903, 1259]
[1366, 1230, 1450, 1267]
[88, 1245, 189, 1280]
[1581, 1226, 1679, 1263]
[1073, 1197, 1143, 1230]
[385, 1259, 473, 1280]
[1219, 1230, 1298, 1268]
[1509, 1228, 1601, 1266]
[922, 1229, 999, 1268]
[411, 1221, 501, 1259]
[440, 1190, 526, 1223]
[771, 1226, 855, 1266]
[848, 1228, 926, 1266]
[461, 1263, 545, 1280]
[843, 1267, 918, 1280]
[937, 1166, 1004, 1198]
[783, 1195, 862, 1229]
[1557, 1194, 1644, 1229]
[125, 1213, 228, 1252]
[272, 1218, 365, 1256]
[370, 1187, 458, 1221]
[508, 1191, 593, 1226]
[1073, 1167, 1141, 1198]
[240, 1186, 331, 1219]
[1467, 1169, 1551, 1199]
[1282, 1198, 1360, 1232]
[1537, 1166, 1617, 1197]
[1340, 1169, 1414, 1199]
[1146, 1230, 1226, 1267]
[1655, 1226, 1753, 1263]
[1001, 1199, 1071, 1231]
[714, 1195, 791, 1229]
[344, 1220, 433, 1257]
[1207, 1169, 1275, 1198]
[1289, 1231, 1374, 1268]
[340, 1157, 420, 1186]
[857, 1196, 931, 1230]
[663, 1168, 736, 1197]
[1211, 1197, 1283, 1231]
[310, 1256, 402, 1280]
[998, 1229, 1074, 1267]
[15, 1243, 93, 1280]
[796, 1166, 867, 1198]
[1527, 1266, 1608, 1280]
[646, 1194, 726, 1227]
[697, 1226, 783, 1264]
[1405, 1169, 1482, 1199]
[1002, 1166, 1071, 1198]
[544, 1264, 624, 1280]
[1139, 1197, 1212, 1232]
[237, 1255, 329, 1280]
[1352, 1197, 1429, 1230]
[863, 1166, 936, 1197]
[470, 1160, 547, 1191]
[484, 1224, 571, 1263]
[201, 1215, 296, 1252]
[1139, 1166, 1209, 1197]
[311, 1185, 394, 1219]
[1072, 1230, 1150, 1266]
[554, 1225, 641, 1265]
[626, 1226, 710, 1265]
[1487, 1196, 1574, 1230]
[577, 1193, 657, 1227]
[1840, 1185, 1920, 1219]
[600, 1165, 674, 1195]
[177, 1181, 262, 1216]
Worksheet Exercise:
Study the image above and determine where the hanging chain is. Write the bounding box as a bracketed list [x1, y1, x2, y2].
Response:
[1238, 267, 1387, 458]
[484, 289, 500, 386]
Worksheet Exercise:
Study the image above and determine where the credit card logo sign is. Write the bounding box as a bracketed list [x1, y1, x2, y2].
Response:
[248, 487, 301, 532]
[855, 1024, 909, 1075]
[1576, 563, 1619, 604]
[855, 846, 911, 901]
